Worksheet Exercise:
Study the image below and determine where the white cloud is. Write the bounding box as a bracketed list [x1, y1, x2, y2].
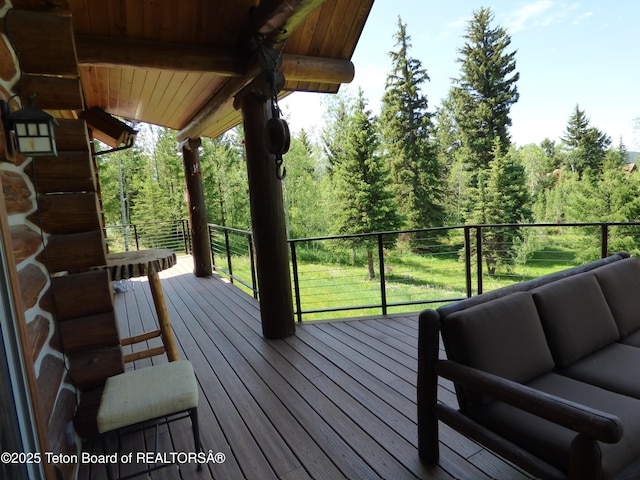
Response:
[573, 11, 594, 24]
[506, 0, 555, 33]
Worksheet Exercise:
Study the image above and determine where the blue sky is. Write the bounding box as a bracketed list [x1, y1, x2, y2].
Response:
[281, 1, 640, 150]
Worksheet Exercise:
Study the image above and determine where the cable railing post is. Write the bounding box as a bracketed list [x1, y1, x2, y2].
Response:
[464, 226, 472, 298]
[133, 224, 140, 251]
[378, 233, 387, 316]
[290, 241, 303, 322]
[601, 223, 609, 258]
[248, 233, 258, 299]
[181, 219, 189, 254]
[476, 226, 483, 295]
[224, 228, 233, 284]
[208, 224, 216, 268]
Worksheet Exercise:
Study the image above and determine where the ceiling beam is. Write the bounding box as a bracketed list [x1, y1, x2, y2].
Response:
[251, 0, 327, 43]
[76, 35, 354, 86]
[75, 35, 247, 77]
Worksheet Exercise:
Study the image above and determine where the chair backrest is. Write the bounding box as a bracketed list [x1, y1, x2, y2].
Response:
[531, 273, 620, 368]
[592, 257, 640, 338]
[441, 291, 555, 409]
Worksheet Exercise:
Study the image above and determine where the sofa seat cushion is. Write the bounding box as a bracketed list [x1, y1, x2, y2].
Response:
[620, 329, 640, 348]
[531, 273, 620, 368]
[468, 373, 640, 478]
[593, 258, 640, 338]
[561, 343, 640, 399]
[442, 292, 554, 407]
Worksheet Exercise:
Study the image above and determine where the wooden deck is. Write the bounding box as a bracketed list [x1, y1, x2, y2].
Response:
[79, 255, 532, 480]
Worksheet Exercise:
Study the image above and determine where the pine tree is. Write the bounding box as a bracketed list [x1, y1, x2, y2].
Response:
[561, 105, 612, 177]
[451, 7, 519, 178]
[380, 17, 444, 232]
[332, 90, 400, 279]
[468, 139, 530, 274]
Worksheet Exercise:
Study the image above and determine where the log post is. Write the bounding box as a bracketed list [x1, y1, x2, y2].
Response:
[237, 86, 295, 339]
[181, 138, 212, 277]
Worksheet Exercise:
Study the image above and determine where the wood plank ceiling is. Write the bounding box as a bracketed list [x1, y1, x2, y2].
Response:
[63, 0, 374, 140]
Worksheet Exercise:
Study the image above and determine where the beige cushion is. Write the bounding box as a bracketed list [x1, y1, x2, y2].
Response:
[97, 360, 198, 433]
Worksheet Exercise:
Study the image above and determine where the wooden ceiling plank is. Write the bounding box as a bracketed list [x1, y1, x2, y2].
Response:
[283, 3, 321, 53]
[142, 0, 161, 40]
[338, 1, 374, 58]
[85, 0, 110, 36]
[10, 0, 71, 15]
[124, 0, 144, 39]
[305, 1, 338, 57]
[135, 69, 161, 122]
[107, 0, 127, 37]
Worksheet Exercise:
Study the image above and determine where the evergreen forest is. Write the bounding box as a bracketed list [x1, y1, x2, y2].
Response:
[97, 9, 640, 274]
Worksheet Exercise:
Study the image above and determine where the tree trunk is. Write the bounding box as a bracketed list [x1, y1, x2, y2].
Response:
[367, 249, 376, 280]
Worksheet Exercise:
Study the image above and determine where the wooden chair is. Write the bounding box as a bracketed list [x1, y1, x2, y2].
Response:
[96, 360, 202, 480]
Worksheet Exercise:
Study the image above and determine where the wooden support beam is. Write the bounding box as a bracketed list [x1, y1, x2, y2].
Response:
[281, 54, 354, 85]
[237, 84, 295, 339]
[75, 35, 247, 76]
[181, 138, 212, 277]
[177, 63, 261, 141]
[251, 0, 327, 43]
[75, 35, 355, 85]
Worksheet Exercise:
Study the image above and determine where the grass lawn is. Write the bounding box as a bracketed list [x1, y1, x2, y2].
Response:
[217, 241, 585, 321]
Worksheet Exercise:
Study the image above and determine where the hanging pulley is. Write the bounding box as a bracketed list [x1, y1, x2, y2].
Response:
[266, 116, 290, 155]
[265, 103, 289, 180]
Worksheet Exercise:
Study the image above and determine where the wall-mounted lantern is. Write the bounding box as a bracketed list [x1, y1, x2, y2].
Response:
[1, 97, 58, 157]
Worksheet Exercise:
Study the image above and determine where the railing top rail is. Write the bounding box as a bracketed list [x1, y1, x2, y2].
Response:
[207, 223, 253, 236]
[288, 221, 640, 244]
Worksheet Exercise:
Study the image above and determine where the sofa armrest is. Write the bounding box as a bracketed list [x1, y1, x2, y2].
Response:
[436, 359, 623, 443]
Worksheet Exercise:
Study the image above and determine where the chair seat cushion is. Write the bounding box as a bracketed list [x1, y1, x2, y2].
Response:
[468, 373, 640, 478]
[97, 360, 198, 433]
[562, 343, 640, 399]
[620, 329, 640, 348]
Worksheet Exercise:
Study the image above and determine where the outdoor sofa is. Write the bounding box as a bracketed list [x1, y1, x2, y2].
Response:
[418, 252, 640, 479]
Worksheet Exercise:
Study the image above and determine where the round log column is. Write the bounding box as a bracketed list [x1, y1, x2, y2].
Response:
[239, 93, 295, 339]
[181, 137, 212, 277]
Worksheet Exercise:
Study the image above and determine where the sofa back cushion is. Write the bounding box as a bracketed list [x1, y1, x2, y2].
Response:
[593, 257, 640, 337]
[442, 292, 554, 407]
[531, 273, 619, 368]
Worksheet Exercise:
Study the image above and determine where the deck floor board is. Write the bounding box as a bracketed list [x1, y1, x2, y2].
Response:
[80, 255, 533, 479]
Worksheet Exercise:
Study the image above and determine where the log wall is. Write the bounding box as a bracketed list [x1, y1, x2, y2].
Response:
[0, 6, 122, 479]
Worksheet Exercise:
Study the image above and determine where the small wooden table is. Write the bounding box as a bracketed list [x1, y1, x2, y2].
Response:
[106, 248, 180, 362]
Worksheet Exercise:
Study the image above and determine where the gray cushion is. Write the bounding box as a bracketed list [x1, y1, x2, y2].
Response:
[562, 343, 640, 400]
[442, 292, 554, 407]
[621, 329, 640, 348]
[468, 372, 640, 478]
[531, 273, 619, 368]
[593, 257, 640, 338]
